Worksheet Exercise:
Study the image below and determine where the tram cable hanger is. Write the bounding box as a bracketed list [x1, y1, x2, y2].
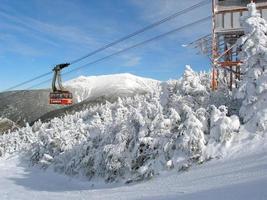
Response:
[49, 63, 73, 105]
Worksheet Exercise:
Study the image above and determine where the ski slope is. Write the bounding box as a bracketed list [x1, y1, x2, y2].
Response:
[0, 148, 267, 200]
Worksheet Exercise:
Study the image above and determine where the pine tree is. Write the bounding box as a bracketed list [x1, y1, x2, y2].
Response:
[236, 2, 267, 132]
[179, 105, 206, 160]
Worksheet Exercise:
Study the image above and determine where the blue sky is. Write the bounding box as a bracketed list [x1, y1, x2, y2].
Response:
[0, 0, 211, 91]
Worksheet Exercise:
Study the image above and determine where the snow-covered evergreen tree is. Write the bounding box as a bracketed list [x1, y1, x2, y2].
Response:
[178, 105, 206, 160]
[236, 2, 267, 132]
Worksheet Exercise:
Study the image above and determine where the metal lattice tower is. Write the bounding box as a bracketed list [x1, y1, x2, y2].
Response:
[189, 0, 267, 91]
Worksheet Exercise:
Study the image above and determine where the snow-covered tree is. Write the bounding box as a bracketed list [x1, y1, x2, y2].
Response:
[178, 105, 206, 160]
[209, 105, 240, 143]
[236, 2, 267, 132]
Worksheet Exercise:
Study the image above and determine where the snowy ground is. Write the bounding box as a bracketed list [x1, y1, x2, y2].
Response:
[1, 148, 267, 200]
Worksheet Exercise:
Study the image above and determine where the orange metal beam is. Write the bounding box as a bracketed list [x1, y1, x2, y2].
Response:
[217, 61, 243, 67]
[211, 0, 218, 91]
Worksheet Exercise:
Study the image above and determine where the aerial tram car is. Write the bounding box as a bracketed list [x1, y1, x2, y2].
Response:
[49, 63, 73, 105]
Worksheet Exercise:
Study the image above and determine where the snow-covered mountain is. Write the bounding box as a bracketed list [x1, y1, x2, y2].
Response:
[65, 73, 159, 103]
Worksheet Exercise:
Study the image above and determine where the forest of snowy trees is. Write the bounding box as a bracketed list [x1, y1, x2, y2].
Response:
[0, 65, 241, 183]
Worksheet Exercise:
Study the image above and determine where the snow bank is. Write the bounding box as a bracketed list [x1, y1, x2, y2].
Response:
[65, 73, 159, 103]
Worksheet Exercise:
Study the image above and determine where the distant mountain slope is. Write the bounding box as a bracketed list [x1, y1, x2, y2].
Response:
[35, 95, 126, 125]
[0, 118, 19, 134]
[0, 90, 60, 126]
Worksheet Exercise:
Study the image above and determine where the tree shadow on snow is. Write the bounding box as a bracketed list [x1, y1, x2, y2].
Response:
[8, 157, 125, 192]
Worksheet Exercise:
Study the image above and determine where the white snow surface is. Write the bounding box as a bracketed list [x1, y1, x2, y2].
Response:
[65, 73, 159, 102]
[0, 146, 267, 200]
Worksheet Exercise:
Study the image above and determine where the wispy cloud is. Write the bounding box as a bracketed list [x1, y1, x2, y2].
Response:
[123, 55, 141, 67]
[129, 0, 211, 41]
[1, 21, 59, 47]
[0, 34, 44, 57]
[0, 9, 98, 47]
